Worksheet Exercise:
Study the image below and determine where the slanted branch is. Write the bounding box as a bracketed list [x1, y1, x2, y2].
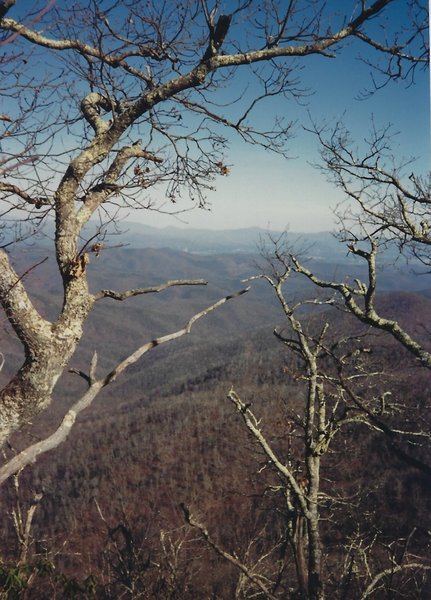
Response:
[95, 279, 207, 301]
[0, 287, 249, 485]
[181, 503, 278, 600]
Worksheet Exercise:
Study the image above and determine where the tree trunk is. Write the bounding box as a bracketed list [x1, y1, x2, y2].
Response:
[0, 253, 94, 446]
[307, 455, 324, 600]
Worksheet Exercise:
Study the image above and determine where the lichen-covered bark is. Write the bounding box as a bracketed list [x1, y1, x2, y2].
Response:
[0, 344, 78, 445]
[0, 249, 95, 446]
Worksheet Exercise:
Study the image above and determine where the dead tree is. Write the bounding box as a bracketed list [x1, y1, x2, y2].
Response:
[219, 236, 431, 598]
[289, 118, 431, 472]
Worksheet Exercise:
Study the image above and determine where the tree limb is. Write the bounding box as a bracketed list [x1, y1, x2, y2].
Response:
[181, 504, 278, 600]
[291, 256, 431, 368]
[104, 287, 249, 385]
[361, 562, 431, 599]
[0, 288, 249, 484]
[0, 182, 51, 207]
[95, 279, 207, 301]
[227, 388, 310, 518]
[0, 250, 51, 350]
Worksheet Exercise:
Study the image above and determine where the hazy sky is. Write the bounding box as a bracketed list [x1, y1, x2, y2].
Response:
[150, 63, 429, 232]
[138, 6, 430, 232]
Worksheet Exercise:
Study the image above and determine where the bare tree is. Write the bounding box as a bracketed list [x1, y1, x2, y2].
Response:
[185, 235, 430, 599]
[284, 118, 431, 470]
[0, 1, 427, 464]
[225, 247, 376, 599]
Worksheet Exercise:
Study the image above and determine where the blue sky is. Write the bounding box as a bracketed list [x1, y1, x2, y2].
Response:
[3, 1, 430, 233]
[152, 44, 430, 232]
[138, 2, 430, 232]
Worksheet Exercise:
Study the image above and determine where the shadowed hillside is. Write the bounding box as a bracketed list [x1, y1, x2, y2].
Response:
[1, 236, 430, 598]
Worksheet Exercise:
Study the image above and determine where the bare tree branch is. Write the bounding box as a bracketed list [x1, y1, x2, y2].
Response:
[361, 563, 431, 599]
[181, 504, 278, 600]
[95, 279, 207, 301]
[227, 388, 310, 518]
[0, 287, 249, 485]
[291, 255, 431, 369]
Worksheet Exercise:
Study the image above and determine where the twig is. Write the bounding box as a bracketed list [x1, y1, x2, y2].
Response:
[181, 504, 278, 600]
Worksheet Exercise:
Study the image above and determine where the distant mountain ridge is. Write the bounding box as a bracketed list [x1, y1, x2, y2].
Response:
[17, 219, 396, 262]
[109, 222, 345, 259]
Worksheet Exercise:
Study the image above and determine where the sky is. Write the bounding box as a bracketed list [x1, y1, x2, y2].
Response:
[135, 1, 430, 232]
[152, 46, 430, 232]
[3, 1, 430, 234]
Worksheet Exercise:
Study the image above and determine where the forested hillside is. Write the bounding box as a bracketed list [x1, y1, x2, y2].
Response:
[1, 240, 430, 598]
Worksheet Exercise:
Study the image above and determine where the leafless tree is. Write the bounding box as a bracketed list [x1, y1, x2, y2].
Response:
[190, 234, 430, 598]
[280, 96, 430, 579]
[0, 0, 427, 474]
[285, 117, 431, 470]
[225, 247, 374, 599]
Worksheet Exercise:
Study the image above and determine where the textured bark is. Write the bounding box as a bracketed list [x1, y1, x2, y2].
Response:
[0, 249, 94, 446]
